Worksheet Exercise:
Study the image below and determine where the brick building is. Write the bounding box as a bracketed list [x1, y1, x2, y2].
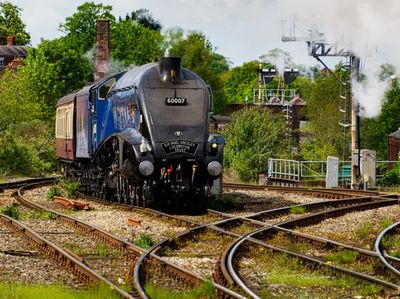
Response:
[0, 36, 28, 72]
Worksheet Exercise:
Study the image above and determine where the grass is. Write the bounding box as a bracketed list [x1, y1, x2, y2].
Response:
[250, 247, 384, 297]
[356, 221, 373, 239]
[1, 204, 20, 220]
[0, 283, 120, 299]
[289, 205, 306, 214]
[144, 280, 215, 299]
[20, 210, 56, 221]
[381, 218, 393, 230]
[325, 249, 359, 264]
[133, 233, 154, 249]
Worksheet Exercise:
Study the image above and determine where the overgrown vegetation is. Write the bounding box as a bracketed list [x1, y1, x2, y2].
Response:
[224, 106, 293, 182]
[325, 250, 359, 264]
[377, 165, 400, 186]
[1, 204, 19, 220]
[289, 205, 306, 214]
[20, 210, 56, 221]
[133, 233, 154, 249]
[47, 180, 80, 200]
[0, 282, 120, 299]
[47, 185, 62, 201]
[145, 280, 215, 299]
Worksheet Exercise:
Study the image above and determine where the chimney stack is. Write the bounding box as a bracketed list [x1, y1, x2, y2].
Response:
[7, 36, 15, 46]
[95, 19, 110, 81]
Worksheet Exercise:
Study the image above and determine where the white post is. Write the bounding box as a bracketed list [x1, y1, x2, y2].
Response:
[326, 156, 339, 188]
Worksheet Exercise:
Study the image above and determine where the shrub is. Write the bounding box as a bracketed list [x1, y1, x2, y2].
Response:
[60, 180, 81, 199]
[1, 204, 20, 220]
[47, 186, 62, 201]
[378, 166, 400, 187]
[224, 107, 293, 182]
[133, 233, 154, 249]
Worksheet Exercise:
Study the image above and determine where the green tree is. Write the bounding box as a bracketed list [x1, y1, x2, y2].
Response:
[59, 1, 114, 53]
[169, 32, 227, 114]
[111, 18, 163, 66]
[223, 61, 259, 104]
[20, 37, 92, 121]
[211, 53, 231, 75]
[300, 67, 348, 160]
[224, 107, 293, 181]
[0, 70, 55, 175]
[0, 2, 30, 44]
[0, 70, 40, 133]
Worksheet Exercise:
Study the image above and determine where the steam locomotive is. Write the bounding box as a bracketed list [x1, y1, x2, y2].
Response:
[55, 57, 224, 210]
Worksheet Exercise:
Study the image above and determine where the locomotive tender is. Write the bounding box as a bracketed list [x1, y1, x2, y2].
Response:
[55, 57, 224, 209]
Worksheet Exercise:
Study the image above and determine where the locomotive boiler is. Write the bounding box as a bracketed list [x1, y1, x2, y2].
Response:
[55, 57, 224, 210]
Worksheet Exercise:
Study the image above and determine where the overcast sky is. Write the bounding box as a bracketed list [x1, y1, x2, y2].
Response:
[10, 0, 324, 67]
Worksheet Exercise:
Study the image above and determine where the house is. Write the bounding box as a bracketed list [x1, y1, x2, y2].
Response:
[0, 36, 28, 72]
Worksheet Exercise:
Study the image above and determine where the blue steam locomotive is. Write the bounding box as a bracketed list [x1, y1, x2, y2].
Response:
[55, 57, 224, 210]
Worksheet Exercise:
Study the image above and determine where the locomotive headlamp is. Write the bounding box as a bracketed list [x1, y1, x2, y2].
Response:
[211, 142, 218, 149]
[207, 161, 222, 177]
[139, 160, 154, 176]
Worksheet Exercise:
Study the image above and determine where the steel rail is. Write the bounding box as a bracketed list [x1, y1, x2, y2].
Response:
[0, 177, 57, 192]
[16, 180, 244, 298]
[375, 221, 400, 278]
[223, 197, 400, 298]
[0, 213, 133, 298]
[223, 183, 382, 197]
[133, 224, 246, 299]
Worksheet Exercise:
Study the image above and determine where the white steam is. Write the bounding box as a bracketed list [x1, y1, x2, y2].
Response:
[277, 0, 400, 117]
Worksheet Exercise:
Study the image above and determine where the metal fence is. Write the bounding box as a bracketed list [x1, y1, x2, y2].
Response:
[268, 158, 400, 181]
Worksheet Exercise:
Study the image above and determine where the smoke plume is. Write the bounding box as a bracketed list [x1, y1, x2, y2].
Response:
[277, 0, 399, 117]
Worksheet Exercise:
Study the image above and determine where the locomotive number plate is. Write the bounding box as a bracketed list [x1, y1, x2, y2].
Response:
[165, 97, 187, 106]
[161, 140, 198, 155]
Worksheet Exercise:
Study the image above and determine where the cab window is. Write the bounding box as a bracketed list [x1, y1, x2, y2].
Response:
[98, 78, 116, 100]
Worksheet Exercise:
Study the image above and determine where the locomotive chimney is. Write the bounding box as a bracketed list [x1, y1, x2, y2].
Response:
[158, 57, 182, 84]
[95, 19, 110, 81]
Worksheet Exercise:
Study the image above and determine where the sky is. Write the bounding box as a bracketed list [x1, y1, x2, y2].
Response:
[11, 0, 320, 67]
[9, 0, 400, 116]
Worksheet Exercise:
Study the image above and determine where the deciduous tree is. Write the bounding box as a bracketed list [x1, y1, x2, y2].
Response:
[0, 2, 30, 44]
[224, 107, 293, 182]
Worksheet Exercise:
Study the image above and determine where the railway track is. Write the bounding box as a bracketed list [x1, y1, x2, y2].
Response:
[1, 178, 245, 298]
[375, 221, 400, 279]
[3, 178, 400, 298]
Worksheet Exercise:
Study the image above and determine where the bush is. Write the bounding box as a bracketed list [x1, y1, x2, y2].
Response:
[224, 107, 293, 182]
[133, 233, 154, 249]
[60, 180, 81, 199]
[0, 122, 56, 175]
[378, 166, 400, 187]
[47, 186, 62, 201]
[1, 204, 20, 220]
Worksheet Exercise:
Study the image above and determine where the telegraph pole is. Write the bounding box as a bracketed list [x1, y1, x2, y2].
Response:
[351, 56, 361, 188]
